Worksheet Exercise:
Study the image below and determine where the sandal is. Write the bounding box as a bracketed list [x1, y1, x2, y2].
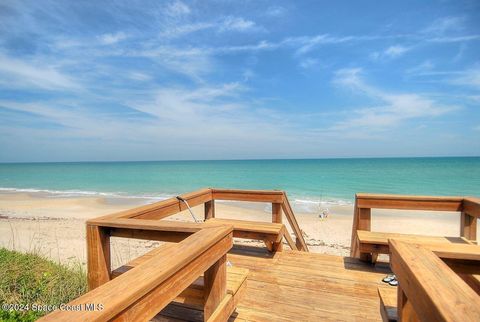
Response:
[389, 279, 398, 286]
[382, 275, 395, 283]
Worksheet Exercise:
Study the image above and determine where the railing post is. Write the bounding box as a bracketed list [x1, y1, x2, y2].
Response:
[86, 224, 111, 290]
[204, 254, 227, 321]
[460, 211, 477, 241]
[272, 203, 283, 251]
[357, 207, 373, 262]
[205, 200, 215, 220]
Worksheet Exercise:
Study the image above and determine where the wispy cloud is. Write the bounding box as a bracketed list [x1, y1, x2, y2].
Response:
[371, 45, 411, 60]
[299, 58, 318, 69]
[331, 68, 457, 132]
[450, 67, 480, 89]
[98, 32, 128, 45]
[0, 54, 80, 91]
[422, 16, 465, 35]
[265, 6, 287, 17]
[166, 0, 191, 17]
[220, 16, 257, 32]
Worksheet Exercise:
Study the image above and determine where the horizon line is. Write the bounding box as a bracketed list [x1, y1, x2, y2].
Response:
[1, 155, 479, 165]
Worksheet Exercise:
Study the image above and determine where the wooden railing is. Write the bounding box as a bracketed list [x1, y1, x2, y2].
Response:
[39, 224, 233, 322]
[350, 193, 479, 259]
[91, 188, 308, 252]
[390, 240, 480, 322]
[39, 188, 308, 321]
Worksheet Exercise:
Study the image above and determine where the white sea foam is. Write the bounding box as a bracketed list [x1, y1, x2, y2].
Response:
[292, 197, 352, 213]
[0, 187, 353, 213]
[0, 187, 171, 202]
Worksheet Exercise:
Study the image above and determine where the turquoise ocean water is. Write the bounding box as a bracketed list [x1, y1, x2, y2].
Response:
[0, 157, 479, 212]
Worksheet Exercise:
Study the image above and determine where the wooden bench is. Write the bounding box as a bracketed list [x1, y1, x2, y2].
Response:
[204, 218, 287, 251]
[112, 245, 249, 321]
[357, 230, 473, 256]
[350, 194, 479, 263]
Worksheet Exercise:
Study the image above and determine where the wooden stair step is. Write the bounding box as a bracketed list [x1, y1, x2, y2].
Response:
[357, 230, 473, 254]
[378, 286, 398, 322]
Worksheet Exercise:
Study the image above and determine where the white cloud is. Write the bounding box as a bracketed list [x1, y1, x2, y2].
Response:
[166, 0, 190, 17]
[331, 68, 457, 132]
[405, 61, 435, 75]
[220, 16, 257, 32]
[293, 34, 355, 55]
[266, 6, 287, 17]
[126, 46, 212, 81]
[0, 54, 80, 91]
[98, 32, 127, 45]
[371, 45, 410, 60]
[427, 35, 480, 43]
[159, 16, 260, 38]
[450, 67, 480, 89]
[299, 58, 318, 69]
[385, 45, 409, 57]
[128, 72, 152, 81]
[160, 22, 214, 38]
[423, 16, 465, 35]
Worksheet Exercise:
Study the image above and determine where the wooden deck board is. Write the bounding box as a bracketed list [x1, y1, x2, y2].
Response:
[156, 250, 389, 321]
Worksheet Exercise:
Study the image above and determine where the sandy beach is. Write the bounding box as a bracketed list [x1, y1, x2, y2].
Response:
[0, 191, 475, 268]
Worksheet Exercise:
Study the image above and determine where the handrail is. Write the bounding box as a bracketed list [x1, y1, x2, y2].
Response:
[281, 194, 309, 251]
[39, 225, 233, 322]
[390, 240, 480, 322]
[92, 188, 309, 252]
[355, 193, 463, 211]
[350, 193, 480, 258]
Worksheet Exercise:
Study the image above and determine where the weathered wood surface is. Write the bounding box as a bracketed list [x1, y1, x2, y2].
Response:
[390, 240, 480, 322]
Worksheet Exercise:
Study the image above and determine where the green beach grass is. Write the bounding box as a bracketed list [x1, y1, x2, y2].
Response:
[0, 248, 87, 321]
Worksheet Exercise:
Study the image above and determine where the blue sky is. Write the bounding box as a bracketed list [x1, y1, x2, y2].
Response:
[0, 0, 479, 162]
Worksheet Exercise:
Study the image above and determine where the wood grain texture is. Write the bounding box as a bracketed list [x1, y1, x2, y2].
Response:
[204, 200, 215, 220]
[356, 194, 463, 211]
[461, 212, 478, 241]
[86, 225, 111, 291]
[204, 254, 227, 320]
[211, 189, 284, 203]
[272, 203, 283, 252]
[390, 240, 480, 322]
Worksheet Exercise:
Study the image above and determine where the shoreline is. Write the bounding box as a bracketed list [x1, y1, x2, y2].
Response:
[0, 191, 473, 268]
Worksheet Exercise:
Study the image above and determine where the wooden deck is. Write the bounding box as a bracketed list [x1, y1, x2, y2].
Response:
[38, 190, 480, 322]
[157, 247, 392, 321]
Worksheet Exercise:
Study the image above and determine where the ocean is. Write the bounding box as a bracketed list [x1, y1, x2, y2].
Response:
[0, 157, 479, 213]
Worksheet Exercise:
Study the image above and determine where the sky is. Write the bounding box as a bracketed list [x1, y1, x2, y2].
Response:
[0, 0, 479, 162]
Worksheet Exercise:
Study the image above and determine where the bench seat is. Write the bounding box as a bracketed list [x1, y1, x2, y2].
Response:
[357, 230, 473, 255]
